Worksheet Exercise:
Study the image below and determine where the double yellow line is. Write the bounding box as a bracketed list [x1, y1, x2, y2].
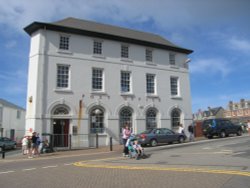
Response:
[74, 157, 250, 177]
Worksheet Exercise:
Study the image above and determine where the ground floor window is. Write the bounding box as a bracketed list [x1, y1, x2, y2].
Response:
[90, 108, 104, 133]
[146, 108, 157, 129]
[171, 108, 181, 129]
[119, 107, 133, 133]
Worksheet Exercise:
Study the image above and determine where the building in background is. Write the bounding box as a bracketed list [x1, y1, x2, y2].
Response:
[193, 106, 224, 121]
[0, 99, 26, 142]
[24, 17, 193, 147]
[224, 99, 250, 123]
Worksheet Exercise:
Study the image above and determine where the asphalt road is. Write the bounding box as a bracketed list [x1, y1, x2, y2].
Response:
[0, 135, 250, 188]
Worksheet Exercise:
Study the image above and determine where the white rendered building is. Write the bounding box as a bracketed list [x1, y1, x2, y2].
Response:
[0, 99, 26, 142]
[24, 17, 193, 147]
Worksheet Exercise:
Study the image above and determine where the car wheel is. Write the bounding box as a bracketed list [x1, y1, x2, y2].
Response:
[178, 136, 184, 143]
[150, 139, 158, 147]
[220, 131, 226, 138]
[237, 129, 242, 136]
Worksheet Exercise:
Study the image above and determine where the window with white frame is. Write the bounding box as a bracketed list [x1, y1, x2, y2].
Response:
[121, 71, 131, 93]
[57, 65, 70, 88]
[146, 74, 155, 94]
[146, 49, 153, 62]
[119, 107, 133, 133]
[92, 68, 103, 91]
[90, 108, 105, 133]
[146, 108, 157, 129]
[171, 108, 181, 129]
[170, 77, 178, 96]
[169, 53, 176, 65]
[59, 35, 70, 50]
[93, 41, 102, 55]
[121, 45, 129, 58]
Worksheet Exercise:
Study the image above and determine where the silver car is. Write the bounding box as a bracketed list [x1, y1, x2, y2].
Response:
[137, 128, 186, 147]
[0, 137, 17, 150]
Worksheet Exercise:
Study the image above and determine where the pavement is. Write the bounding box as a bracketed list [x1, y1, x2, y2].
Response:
[0, 136, 219, 160]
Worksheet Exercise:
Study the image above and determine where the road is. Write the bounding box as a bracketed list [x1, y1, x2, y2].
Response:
[0, 135, 250, 188]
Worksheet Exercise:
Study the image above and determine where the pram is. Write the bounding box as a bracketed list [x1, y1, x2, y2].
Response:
[126, 135, 146, 160]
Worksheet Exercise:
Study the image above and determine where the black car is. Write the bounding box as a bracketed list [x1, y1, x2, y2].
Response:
[202, 119, 242, 139]
[136, 128, 186, 147]
[0, 137, 17, 150]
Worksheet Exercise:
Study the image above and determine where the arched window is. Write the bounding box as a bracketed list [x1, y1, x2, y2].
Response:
[90, 108, 104, 133]
[119, 107, 132, 133]
[146, 108, 157, 130]
[53, 106, 69, 115]
[171, 108, 181, 129]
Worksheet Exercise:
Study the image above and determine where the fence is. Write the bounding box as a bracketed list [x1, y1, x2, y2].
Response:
[41, 133, 110, 150]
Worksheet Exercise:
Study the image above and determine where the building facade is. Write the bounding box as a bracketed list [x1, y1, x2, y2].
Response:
[0, 99, 26, 142]
[224, 99, 250, 123]
[24, 17, 193, 147]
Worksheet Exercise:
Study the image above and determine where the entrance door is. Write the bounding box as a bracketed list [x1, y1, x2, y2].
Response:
[53, 119, 69, 147]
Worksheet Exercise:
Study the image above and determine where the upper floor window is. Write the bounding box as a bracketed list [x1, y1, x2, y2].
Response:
[146, 74, 155, 94]
[92, 68, 103, 91]
[146, 49, 153, 62]
[59, 35, 70, 50]
[121, 71, 131, 93]
[169, 53, 176, 65]
[17, 110, 21, 119]
[121, 45, 129, 58]
[93, 41, 102, 55]
[57, 65, 70, 88]
[170, 77, 179, 96]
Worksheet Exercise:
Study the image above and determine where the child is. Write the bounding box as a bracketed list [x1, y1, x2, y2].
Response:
[132, 140, 144, 159]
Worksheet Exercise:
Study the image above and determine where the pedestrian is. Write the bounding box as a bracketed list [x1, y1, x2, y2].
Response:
[248, 120, 250, 135]
[31, 132, 38, 157]
[27, 136, 32, 158]
[188, 123, 195, 142]
[21, 136, 28, 155]
[122, 123, 131, 157]
[177, 124, 184, 134]
[36, 133, 41, 156]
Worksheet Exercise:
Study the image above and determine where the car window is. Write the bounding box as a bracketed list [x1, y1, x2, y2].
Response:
[155, 129, 163, 134]
[162, 129, 173, 134]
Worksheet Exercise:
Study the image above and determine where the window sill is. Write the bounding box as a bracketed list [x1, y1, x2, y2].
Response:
[170, 65, 179, 69]
[171, 96, 182, 100]
[145, 61, 157, 66]
[92, 54, 106, 59]
[121, 58, 133, 63]
[90, 91, 107, 96]
[146, 94, 159, 98]
[120, 93, 134, 97]
[57, 50, 73, 55]
[54, 89, 73, 93]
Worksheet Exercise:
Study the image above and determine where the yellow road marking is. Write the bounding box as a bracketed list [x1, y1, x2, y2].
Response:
[74, 158, 250, 177]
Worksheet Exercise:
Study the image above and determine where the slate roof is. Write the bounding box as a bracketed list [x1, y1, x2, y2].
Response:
[0, 98, 25, 110]
[24, 17, 193, 54]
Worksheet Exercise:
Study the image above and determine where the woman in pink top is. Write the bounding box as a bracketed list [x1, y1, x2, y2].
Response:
[122, 123, 131, 156]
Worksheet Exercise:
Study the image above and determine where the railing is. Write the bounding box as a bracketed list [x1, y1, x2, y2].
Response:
[41, 133, 110, 150]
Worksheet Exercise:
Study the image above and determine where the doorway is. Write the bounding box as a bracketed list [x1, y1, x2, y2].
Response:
[53, 119, 69, 147]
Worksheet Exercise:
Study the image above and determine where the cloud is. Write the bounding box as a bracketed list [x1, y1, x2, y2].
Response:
[190, 58, 232, 78]
[228, 37, 250, 54]
[0, 0, 249, 34]
[5, 40, 17, 49]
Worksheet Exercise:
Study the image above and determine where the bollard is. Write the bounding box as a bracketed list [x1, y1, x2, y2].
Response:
[1, 144, 5, 159]
[110, 137, 113, 151]
[96, 133, 99, 148]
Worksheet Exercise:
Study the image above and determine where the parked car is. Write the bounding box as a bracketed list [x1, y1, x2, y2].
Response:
[136, 128, 186, 147]
[202, 118, 243, 139]
[0, 137, 17, 150]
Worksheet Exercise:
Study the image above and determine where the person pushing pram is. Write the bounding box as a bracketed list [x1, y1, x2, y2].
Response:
[126, 134, 146, 160]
